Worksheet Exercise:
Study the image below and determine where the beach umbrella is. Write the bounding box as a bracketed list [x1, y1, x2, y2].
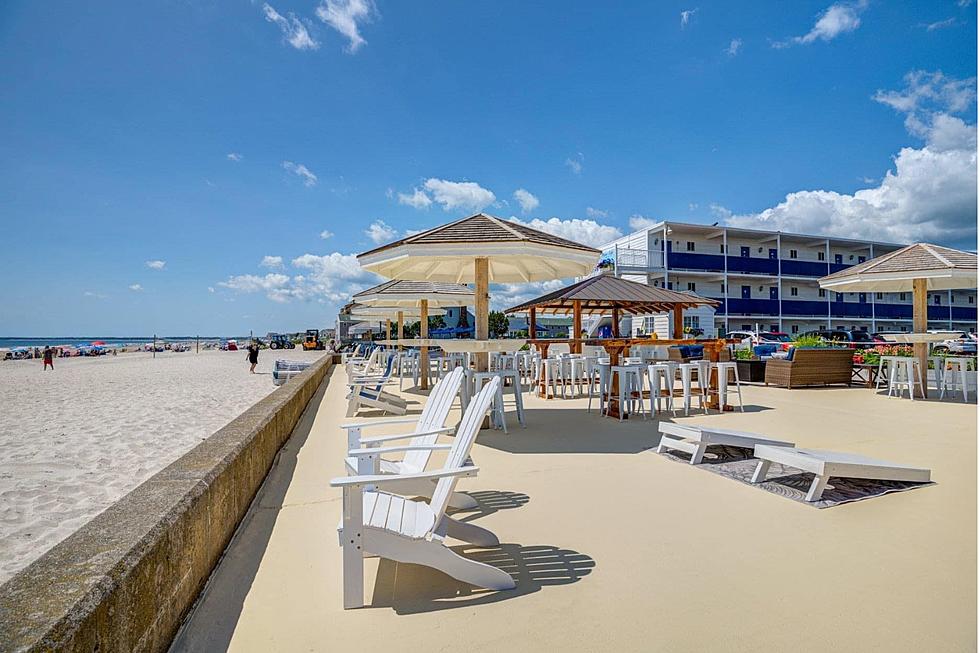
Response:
[349, 304, 445, 341]
[819, 243, 977, 397]
[352, 280, 475, 389]
[358, 213, 600, 375]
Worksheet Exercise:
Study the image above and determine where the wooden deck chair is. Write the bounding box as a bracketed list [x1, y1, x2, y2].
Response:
[333, 377, 513, 609]
[346, 354, 407, 417]
[342, 368, 475, 509]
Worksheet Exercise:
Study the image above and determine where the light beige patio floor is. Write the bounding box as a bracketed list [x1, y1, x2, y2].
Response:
[171, 367, 977, 653]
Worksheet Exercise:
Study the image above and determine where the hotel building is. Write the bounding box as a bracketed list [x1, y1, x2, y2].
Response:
[599, 221, 977, 337]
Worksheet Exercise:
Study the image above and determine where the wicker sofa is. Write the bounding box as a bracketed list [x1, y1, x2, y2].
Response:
[764, 347, 854, 388]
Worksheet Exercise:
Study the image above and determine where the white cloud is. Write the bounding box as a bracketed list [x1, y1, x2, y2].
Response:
[208, 286, 215, 293]
[398, 188, 433, 209]
[564, 153, 584, 175]
[282, 160, 318, 187]
[513, 188, 540, 214]
[776, 1, 865, 47]
[924, 17, 956, 31]
[509, 217, 622, 248]
[628, 214, 659, 231]
[260, 255, 284, 269]
[315, 0, 375, 53]
[491, 279, 568, 312]
[725, 38, 742, 56]
[320, 230, 335, 240]
[128, 284, 143, 291]
[365, 220, 398, 244]
[422, 178, 496, 212]
[263, 3, 319, 51]
[680, 9, 697, 28]
[724, 71, 977, 249]
[145, 260, 166, 270]
[226, 152, 243, 162]
[585, 206, 608, 219]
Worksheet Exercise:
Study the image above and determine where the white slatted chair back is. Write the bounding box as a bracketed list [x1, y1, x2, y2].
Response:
[350, 347, 381, 375]
[401, 367, 465, 472]
[549, 343, 570, 357]
[427, 377, 499, 521]
[357, 353, 396, 397]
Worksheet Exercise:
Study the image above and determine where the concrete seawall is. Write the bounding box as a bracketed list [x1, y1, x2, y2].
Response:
[0, 355, 335, 652]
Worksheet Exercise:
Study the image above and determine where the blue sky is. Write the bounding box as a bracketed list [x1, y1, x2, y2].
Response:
[1, 1, 976, 336]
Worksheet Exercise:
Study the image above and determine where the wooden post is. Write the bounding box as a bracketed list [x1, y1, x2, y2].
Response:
[475, 257, 489, 372]
[420, 299, 429, 390]
[913, 278, 928, 398]
[673, 306, 684, 339]
[397, 311, 404, 350]
[612, 307, 620, 338]
[385, 318, 391, 342]
[529, 307, 537, 339]
[573, 300, 582, 354]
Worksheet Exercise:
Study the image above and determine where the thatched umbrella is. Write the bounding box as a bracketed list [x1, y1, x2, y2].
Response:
[505, 273, 719, 349]
[352, 280, 474, 388]
[358, 213, 600, 376]
[819, 243, 977, 397]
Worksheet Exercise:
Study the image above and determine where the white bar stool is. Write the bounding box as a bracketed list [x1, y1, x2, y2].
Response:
[646, 363, 676, 415]
[940, 357, 973, 402]
[610, 364, 645, 421]
[471, 371, 509, 433]
[713, 361, 744, 412]
[676, 362, 708, 416]
[888, 357, 924, 400]
[587, 361, 611, 414]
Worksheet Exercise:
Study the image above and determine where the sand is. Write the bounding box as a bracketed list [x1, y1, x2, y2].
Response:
[0, 348, 325, 585]
[172, 367, 976, 653]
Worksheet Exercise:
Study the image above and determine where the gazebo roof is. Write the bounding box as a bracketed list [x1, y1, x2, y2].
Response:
[357, 213, 601, 283]
[351, 279, 474, 307]
[504, 273, 720, 315]
[820, 243, 977, 292]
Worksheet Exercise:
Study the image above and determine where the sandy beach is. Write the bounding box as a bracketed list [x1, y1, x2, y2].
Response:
[0, 348, 325, 585]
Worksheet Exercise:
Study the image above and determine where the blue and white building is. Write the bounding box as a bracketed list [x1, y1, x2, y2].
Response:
[599, 221, 977, 337]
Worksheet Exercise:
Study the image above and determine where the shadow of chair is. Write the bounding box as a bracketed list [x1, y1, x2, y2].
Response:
[370, 543, 596, 614]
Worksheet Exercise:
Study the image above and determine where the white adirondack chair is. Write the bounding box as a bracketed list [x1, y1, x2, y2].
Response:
[346, 354, 407, 417]
[342, 367, 477, 509]
[332, 377, 515, 609]
[346, 347, 382, 379]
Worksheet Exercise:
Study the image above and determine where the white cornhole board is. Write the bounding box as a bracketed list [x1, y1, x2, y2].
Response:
[657, 423, 795, 465]
[751, 445, 932, 502]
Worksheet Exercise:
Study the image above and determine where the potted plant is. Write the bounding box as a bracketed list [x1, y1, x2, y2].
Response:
[734, 346, 766, 382]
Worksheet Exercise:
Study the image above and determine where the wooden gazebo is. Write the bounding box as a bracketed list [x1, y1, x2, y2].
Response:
[505, 273, 719, 350]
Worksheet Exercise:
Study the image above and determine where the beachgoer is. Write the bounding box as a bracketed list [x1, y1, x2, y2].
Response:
[42, 346, 54, 371]
[247, 342, 259, 373]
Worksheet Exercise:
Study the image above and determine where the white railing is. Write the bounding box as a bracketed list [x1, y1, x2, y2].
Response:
[616, 248, 663, 270]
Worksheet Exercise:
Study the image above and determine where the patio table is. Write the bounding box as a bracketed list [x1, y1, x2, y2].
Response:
[851, 363, 879, 388]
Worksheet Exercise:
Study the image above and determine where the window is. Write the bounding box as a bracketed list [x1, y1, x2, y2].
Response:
[901, 325, 908, 332]
[667, 282, 673, 289]
[933, 295, 941, 305]
[970, 296, 975, 304]
[653, 280, 659, 287]
[817, 251, 825, 261]
[683, 315, 700, 328]
[860, 326, 868, 331]
[818, 289, 826, 298]
[686, 241, 695, 252]
[741, 324, 750, 331]
[720, 283, 726, 293]
[790, 287, 798, 297]
[687, 282, 696, 291]
[791, 325, 799, 333]
[951, 295, 955, 303]
[875, 292, 883, 300]
[899, 293, 906, 301]
[719, 244, 725, 253]
[789, 249, 798, 259]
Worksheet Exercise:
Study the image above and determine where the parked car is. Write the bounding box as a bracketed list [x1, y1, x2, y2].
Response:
[800, 330, 875, 349]
[724, 330, 755, 345]
[928, 331, 978, 355]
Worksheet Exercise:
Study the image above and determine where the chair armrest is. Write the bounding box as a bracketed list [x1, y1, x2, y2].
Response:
[766, 359, 792, 369]
[340, 417, 421, 430]
[348, 443, 452, 457]
[359, 426, 455, 445]
[331, 466, 479, 487]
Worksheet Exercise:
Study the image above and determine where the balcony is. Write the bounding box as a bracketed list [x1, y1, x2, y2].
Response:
[782, 300, 831, 317]
[666, 252, 725, 272]
[614, 248, 663, 272]
[726, 256, 778, 275]
[780, 260, 830, 277]
[711, 297, 780, 316]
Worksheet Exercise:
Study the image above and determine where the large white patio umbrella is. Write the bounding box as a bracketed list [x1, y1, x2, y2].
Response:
[358, 213, 601, 376]
[819, 243, 977, 397]
[349, 304, 445, 341]
[352, 280, 474, 387]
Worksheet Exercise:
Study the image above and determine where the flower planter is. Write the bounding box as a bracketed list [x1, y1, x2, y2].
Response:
[737, 359, 767, 383]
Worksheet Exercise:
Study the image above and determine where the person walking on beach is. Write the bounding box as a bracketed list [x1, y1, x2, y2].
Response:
[42, 346, 54, 371]
[246, 341, 259, 374]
